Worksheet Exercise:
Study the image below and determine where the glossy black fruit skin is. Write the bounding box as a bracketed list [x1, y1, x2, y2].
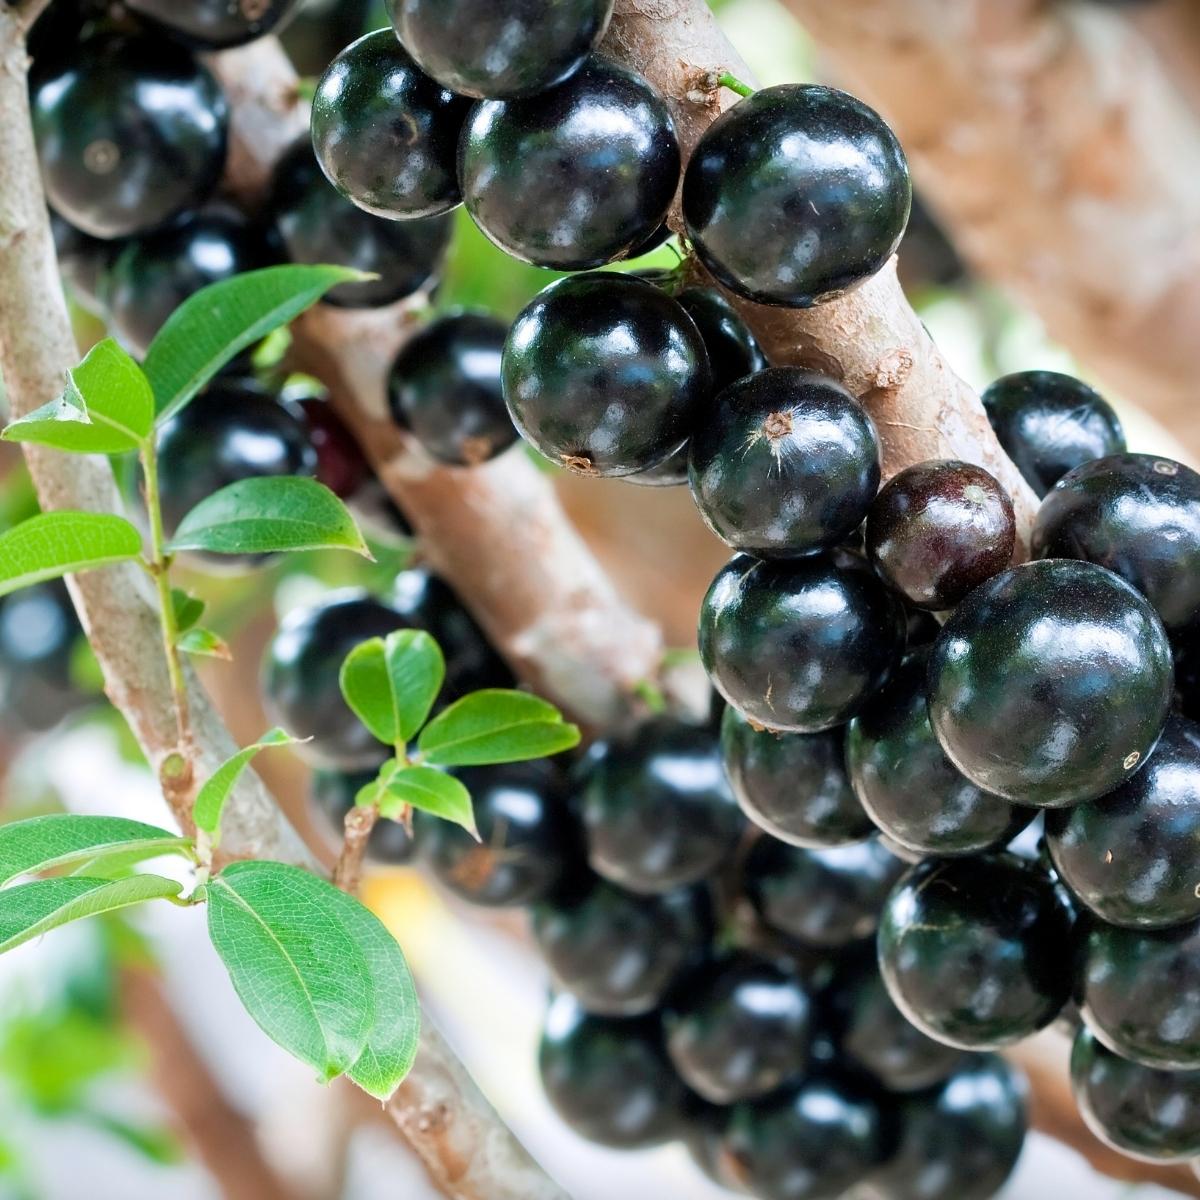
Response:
[503, 273, 710, 476]
[1046, 715, 1200, 929]
[279, 0, 372, 76]
[460, 58, 680, 270]
[155, 381, 317, 556]
[538, 994, 683, 1149]
[674, 286, 767, 393]
[49, 209, 115, 312]
[31, 32, 228, 239]
[424, 762, 575, 907]
[1071, 1026, 1200, 1163]
[927, 559, 1173, 808]
[865, 460, 1015, 610]
[268, 138, 452, 308]
[981, 371, 1125, 498]
[0, 581, 86, 733]
[310, 768, 420, 864]
[389, 0, 612, 98]
[689, 368, 880, 558]
[721, 1073, 886, 1200]
[532, 878, 712, 1017]
[390, 567, 514, 698]
[580, 717, 741, 894]
[624, 441, 690, 488]
[683, 85, 910, 308]
[263, 590, 413, 769]
[699, 550, 907, 733]
[311, 30, 470, 220]
[126, 0, 299, 48]
[1080, 918, 1200, 1068]
[291, 395, 371, 501]
[664, 954, 813, 1104]
[832, 955, 966, 1092]
[878, 854, 1075, 1050]
[866, 1055, 1027, 1200]
[846, 650, 1035, 857]
[746, 836, 905, 948]
[102, 206, 273, 357]
[1033, 453, 1200, 636]
[721, 705, 872, 848]
[387, 313, 515, 466]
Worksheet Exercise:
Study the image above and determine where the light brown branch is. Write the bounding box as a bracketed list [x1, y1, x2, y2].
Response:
[332, 802, 378, 895]
[776, 0, 1200, 459]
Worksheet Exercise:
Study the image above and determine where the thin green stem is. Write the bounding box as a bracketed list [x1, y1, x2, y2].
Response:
[718, 72, 755, 99]
[141, 441, 190, 752]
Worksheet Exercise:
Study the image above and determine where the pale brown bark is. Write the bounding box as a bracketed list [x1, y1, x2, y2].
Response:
[777, 0, 1200, 458]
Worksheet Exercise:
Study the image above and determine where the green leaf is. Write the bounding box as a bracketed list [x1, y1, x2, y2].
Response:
[0, 512, 142, 598]
[167, 477, 369, 558]
[2, 340, 153, 454]
[0, 815, 191, 887]
[193, 729, 303, 843]
[381, 765, 476, 836]
[177, 627, 231, 660]
[417, 689, 581, 767]
[145, 265, 368, 423]
[170, 588, 205, 634]
[206, 862, 374, 1082]
[0, 876, 183, 955]
[339, 630, 444, 747]
[340, 897, 420, 1100]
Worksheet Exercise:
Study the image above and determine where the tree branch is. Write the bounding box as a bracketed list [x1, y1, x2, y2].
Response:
[775, 0, 1200, 459]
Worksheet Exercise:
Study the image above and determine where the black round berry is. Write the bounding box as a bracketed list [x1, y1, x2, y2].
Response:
[387, 313, 515, 466]
[664, 954, 813, 1104]
[674, 286, 767, 393]
[846, 649, 1035, 857]
[623, 442, 690, 488]
[0, 581, 86, 734]
[460, 58, 680, 270]
[865, 460, 1015, 611]
[580, 717, 741, 894]
[502, 273, 710, 477]
[389, 0, 612, 99]
[262, 590, 413, 769]
[683, 84, 910, 308]
[688, 368, 880, 558]
[699, 550, 906, 733]
[310, 768, 420, 865]
[423, 761, 575, 907]
[745, 835, 905, 949]
[1033, 453, 1200, 637]
[32, 31, 228, 239]
[1080, 918, 1200, 1069]
[49, 209, 115, 313]
[532, 878, 712, 1017]
[101, 206, 273, 357]
[866, 1056, 1026, 1200]
[981, 370, 1125, 497]
[721, 705, 872, 848]
[125, 0, 299, 48]
[311, 30, 470, 220]
[878, 854, 1075, 1050]
[538, 994, 683, 1149]
[1071, 1026, 1200, 1163]
[268, 138, 452, 308]
[927, 559, 1173, 808]
[290, 394, 371, 501]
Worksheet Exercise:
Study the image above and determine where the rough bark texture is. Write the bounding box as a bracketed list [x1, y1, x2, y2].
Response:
[603, 0, 1040, 548]
[0, 17, 568, 1200]
[777, 0, 1200, 458]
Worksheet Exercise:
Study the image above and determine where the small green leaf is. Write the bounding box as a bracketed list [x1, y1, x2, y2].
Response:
[207, 862, 374, 1082]
[193, 729, 303, 842]
[0, 815, 191, 886]
[177, 627, 231, 660]
[171, 588, 205, 634]
[167, 477, 369, 558]
[339, 630, 444, 747]
[0, 876, 183, 955]
[0, 512, 142, 598]
[417, 689, 581, 767]
[381, 765, 475, 836]
[146, 265, 368, 423]
[2, 395, 131, 456]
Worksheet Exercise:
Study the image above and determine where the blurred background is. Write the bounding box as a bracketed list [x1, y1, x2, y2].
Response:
[0, 0, 1197, 1197]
